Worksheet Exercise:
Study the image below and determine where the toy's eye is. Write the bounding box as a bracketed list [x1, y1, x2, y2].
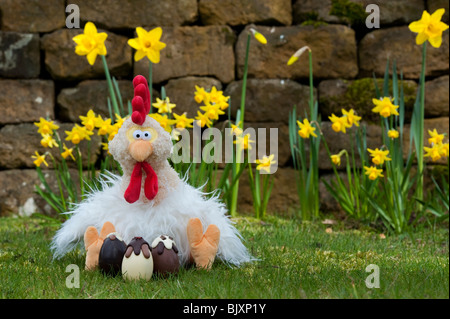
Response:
[142, 131, 152, 141]
[133, 130, 143, 139]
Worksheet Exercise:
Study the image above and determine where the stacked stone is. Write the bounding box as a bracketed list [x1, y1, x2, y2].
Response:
[0, 0, 448, 216]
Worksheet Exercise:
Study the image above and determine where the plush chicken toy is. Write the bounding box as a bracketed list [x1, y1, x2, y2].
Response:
[51, 75, 252, 270]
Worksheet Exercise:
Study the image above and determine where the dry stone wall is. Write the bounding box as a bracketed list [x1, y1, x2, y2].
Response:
[0, 0, 448, 216]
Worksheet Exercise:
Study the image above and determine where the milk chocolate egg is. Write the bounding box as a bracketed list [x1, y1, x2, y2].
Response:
[121, 237, 153, 281]
[98, 232, 127, 276]
[151, 235, 179, 277]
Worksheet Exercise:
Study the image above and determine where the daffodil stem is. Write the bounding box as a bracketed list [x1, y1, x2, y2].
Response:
[101, 55, 120, 117]
[149, 61, 153, 113]
[417, 43, 426, 204]
[308, 50, 314, 117]
[230, 33, 251, 217]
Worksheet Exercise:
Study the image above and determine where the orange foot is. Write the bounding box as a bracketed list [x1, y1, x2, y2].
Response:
[187, 218, 220, 270]
[84, 221, 115, 270]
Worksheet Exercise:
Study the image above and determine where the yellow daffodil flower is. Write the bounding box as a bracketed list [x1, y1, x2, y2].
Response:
[234, 133, 255, 150]
[424, 144, 443, 161]
[115, 113, 126, 127]
[372, 97, 399, 118]
[441, 143, 449, 157]
[195, 111, 213, 128]
[128, 27, 166, 63]
[95, 117, 113, 136]
[31, 151, 48, 168]
[34, 117, 59, 135]
[173, 112, 194, 130]
[388, 129, 399, 139]
[65, 124, 93, 144]
[364, 165, 384, 180]
[72, 22, 108, 65]
[61, 144, 76, 161]
[342, 109, 362, 127]
[409, 9, 449, 48]
[331, 154, 341, 166]
[255, 154, 276, 173]
[79, 110, 99, 131]
[152, 97, 176, 114]
[427, 128, 445, 145]
[200, 103, 225, 121]
[287, 46, 311, 66]
[208, 87, 230, 110]
[250, 28, 267, 44]
[367, 148, 391, 165]
[194, 86, 210, 104]
[230, 123, 243, 136]
[40, 134, 59, 148]
[329, 114, 351, 133]
[297, 118, 318, 138]
[149, 113, 176, 132]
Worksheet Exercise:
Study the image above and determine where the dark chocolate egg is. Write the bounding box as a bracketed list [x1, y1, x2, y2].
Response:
[150, 235, 180, 277]
[99, 233, 127, 276]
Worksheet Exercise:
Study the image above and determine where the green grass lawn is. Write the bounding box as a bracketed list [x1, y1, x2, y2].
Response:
[0, 214, 448, 299]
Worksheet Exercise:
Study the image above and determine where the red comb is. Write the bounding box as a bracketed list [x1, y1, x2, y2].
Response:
[131, 75, 150, 125]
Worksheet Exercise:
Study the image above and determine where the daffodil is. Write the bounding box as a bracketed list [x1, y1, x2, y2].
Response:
[255, 154, 276, 173]
[209, 87, 230, 110]
[173, 112, 194, 130]
[409, 9, 449, 48]
[368, 148, 391, 165]
[441, 143, 449, 157]
[234, 133, 255, 150]
[95, 117, 113, 136]
[40, 134, 59, 148]
[230, 123, 243, 136]
[372, 97, 399, 118]
[72, 22, 108, 65]
[101, 142, 111, 155]
[114, 113, 126, 127]
[427, 128, 445, 145]
[364, 166, 384, 180]
[195, 111, 213, 128]
[31, 151, 48, 168]
[79, 110, 99, 131]
[331, 154, 341, 166]
[65, 124, 93, 144]
[297, 118, 318, 138]
[61, 144, 75, 161]
[342, 109, 362, 127]
[329, 114, 351, 134]
[287, 46, 311, 66]
[388, 129, 399, 139]
[424, 144, 443, 161]
[149, 113, 176, 132]
[34, 117, 59, 135]
[194, 86, 210, 104]
[152, 97, 176, 114]
[200, 103, 225, 121]
[127, 27, 166, 63]
[249, 28, 267, 44]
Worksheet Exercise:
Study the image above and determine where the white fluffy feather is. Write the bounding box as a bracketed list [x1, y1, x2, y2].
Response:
[51, 173, 253, 267]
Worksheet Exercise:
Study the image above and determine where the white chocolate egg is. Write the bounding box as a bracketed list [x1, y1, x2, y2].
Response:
[121, 237, 153, 281]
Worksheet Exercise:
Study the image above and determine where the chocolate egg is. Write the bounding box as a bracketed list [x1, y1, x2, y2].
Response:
[151, 235, 179, 277]
[98, 232, 127, 276]
[122, 237, 153, 281]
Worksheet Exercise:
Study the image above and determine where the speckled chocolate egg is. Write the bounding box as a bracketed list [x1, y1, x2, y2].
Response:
[98, 232, 127, 276]
[151, 235, 179, 277]
[121, 237, 153, 281]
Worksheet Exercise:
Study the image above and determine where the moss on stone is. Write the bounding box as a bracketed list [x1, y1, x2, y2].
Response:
[297, 11, 329, 28]
[329, 0, 367, 25]
[319, 78, 418, 123]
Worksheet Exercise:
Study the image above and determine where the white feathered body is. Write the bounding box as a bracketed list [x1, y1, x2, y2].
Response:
[51, 173, 252, 267]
